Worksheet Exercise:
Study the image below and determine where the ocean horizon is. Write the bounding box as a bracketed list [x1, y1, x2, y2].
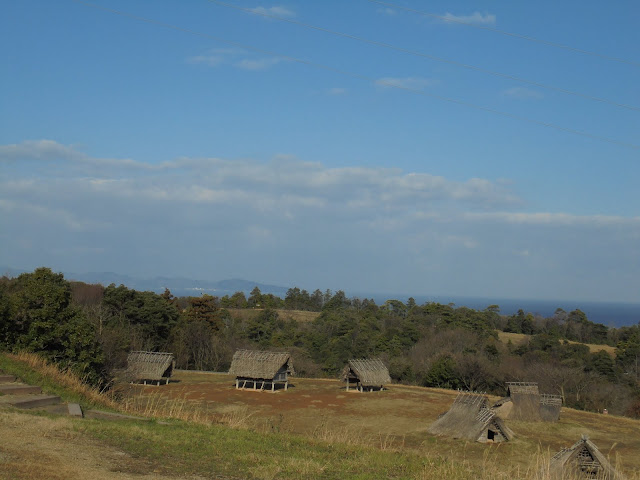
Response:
[361, 293, 640, 328]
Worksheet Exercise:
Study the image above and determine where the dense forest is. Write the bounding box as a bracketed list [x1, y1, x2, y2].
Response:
[1, 268, 639, 417]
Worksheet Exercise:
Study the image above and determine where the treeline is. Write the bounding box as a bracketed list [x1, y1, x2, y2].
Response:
[1, 268, 639, 418]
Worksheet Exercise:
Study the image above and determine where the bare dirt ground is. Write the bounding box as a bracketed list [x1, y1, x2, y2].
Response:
[120, 371, 640, 475]
[0, 410, 205, 480]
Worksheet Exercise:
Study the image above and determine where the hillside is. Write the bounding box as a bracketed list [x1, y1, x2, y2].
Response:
[227, 308, 321, 324]
[3, 353, 638, 480]
[497, 331, 617, 355]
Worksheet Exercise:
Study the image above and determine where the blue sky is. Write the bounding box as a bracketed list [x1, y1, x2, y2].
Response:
[1, 0, 639, 302]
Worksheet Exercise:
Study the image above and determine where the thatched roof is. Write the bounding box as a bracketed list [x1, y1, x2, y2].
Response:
[228, 350, 294, 380]
[548, 435, 625, 479]
[428, 391, 514, 443]
[499, 382, 563, 421]
[342, 359, 391, 387]
[506, 381, 539, 395]
[126, 351, 175, 381]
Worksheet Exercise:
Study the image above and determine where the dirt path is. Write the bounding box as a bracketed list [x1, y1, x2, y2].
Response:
[0, 411, 199, 480]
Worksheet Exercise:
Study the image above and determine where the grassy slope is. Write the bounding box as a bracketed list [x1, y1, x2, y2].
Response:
[1, 353, 639, 479]
[497, 331, 617, 355]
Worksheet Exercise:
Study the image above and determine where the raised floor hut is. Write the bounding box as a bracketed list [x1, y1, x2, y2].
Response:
[547, 435, 624, 480]
[229, 350, 294, 392]
[342, 359, 391, 392]
[126, 351, 175, 385]
[428, 391, 514, 443]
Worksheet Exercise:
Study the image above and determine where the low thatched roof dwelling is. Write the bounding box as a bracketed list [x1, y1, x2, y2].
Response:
[493, 382, 562, 422]
[342, 359, 391, 392]
[547, 435, 625, 479]
[228, 350, 294, 391]
[540, 393, 563, 422]
[428, 391, 514, 443]
[126, 351, 175, 385]
[508, 381, 542, 421]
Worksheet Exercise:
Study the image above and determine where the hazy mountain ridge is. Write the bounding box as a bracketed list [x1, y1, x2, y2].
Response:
[0, 266, 288, 298]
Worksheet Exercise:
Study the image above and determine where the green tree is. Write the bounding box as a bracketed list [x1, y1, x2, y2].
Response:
[5, 268, 106, 385]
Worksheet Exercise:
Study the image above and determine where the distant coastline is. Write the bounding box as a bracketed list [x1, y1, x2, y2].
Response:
[362, 294, 640, 328]
[3, 266, 638, 328]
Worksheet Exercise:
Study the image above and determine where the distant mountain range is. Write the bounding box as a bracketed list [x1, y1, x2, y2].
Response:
[0, 266, 288, 298]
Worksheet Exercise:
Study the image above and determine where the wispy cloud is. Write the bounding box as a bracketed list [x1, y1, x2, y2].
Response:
[2, 139, 638, 301]
[186, 54, 225, 67]
[377, 7, 396, 16]
[441, 12, 496, 26]
[234, 57, 283, 71]
[503, 87, 544, 99]
[375, 76, 436, 90]
[327, 87, 347, 95]
[186, 48, 283, 71]
[0, 139, 82, 161]
[249, 6, 295, 18]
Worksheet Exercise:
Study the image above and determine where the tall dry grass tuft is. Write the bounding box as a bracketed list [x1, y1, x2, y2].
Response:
[6, 352, 120, 409]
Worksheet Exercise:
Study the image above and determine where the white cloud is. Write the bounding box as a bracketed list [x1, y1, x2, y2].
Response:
[377, 8, 396, 16]
[375, 76, 436, 90]
[441, 12, 496, 25]
[464, 211, 640, 228]
[327, 87, 347, 95]
[0, 139, 81, 161]
[249, 6, 295, 18]
[2, 139, 638, 302]
[503, 87, 544, 99]
[234, 57, 283, 71]
[186, 54, 224, 67]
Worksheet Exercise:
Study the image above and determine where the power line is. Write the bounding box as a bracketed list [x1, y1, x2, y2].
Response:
[70, 0, 639, 150]
[366, 0, 640, 68]
[205, 0, 639, 112]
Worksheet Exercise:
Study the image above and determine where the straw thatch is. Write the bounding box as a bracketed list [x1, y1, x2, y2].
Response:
[428, 391, 514, 443]
[548, 435, 625, 479]
[507, 381, 539, 395]
[540, 394, 563, 422]
[342, 359, 391, 391]
[228, 350, 294, 381]
[494, 382, 562, 422]
[126, 351, 175, 384]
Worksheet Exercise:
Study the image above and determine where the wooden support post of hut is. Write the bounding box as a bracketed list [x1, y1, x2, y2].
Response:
[126, 351, 175, 385]
[342, 359, 391, 392]
[547, 435, 625, 479]
[428, 391, 514, 443]
[228, 350, 294, 393]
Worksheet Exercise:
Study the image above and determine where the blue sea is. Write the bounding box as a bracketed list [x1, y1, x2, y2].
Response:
[363, 294, 640, 328]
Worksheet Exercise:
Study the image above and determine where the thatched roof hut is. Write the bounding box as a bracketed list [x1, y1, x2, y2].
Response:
[547, 435, 625, 479]
[540, 393, 563, 422]
[228, 350, 294, 391]
[126, 351, 175, 385]
[342, 359, 391, 392]
[493, 382, 562, 422]
[428, 391, 514, 443]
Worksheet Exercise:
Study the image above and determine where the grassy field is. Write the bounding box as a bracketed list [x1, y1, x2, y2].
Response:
[114, 370, 640, 478]
[228, 308, 321, 324]
[2, 353, 638, 479]
[496, 331, 617, 355]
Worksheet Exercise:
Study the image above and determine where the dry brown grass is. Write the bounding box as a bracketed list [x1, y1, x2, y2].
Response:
[227, 308, 320, 323]
[5, 352, 120, 409]
[497, 331, 617, 355]
[0, 411, 180, 480]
